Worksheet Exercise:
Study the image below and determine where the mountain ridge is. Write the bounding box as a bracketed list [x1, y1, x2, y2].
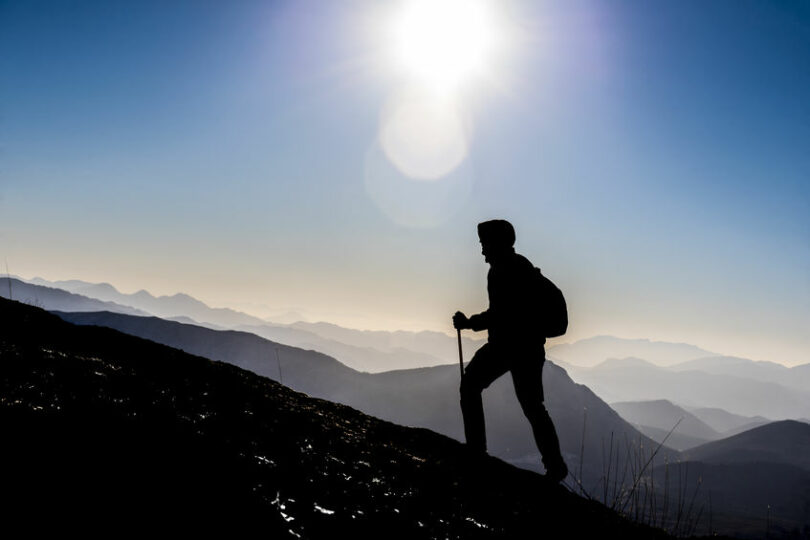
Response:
[565, 358, 810, 419]
[55, 309, 677, 485]
[684, 420, 810, 471]
[669, 356, 810, 392]
[0, 296, 672, 538]
[1, 278, 149, 316]
[547, 335, 717, 367]
[610, 399, 720, 450]
[18, 277, 481, 371]
[7, 298, 806, 537]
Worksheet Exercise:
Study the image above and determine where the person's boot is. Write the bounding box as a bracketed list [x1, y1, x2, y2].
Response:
[462, 442, 488, 463]
[542, 459, 568, 483]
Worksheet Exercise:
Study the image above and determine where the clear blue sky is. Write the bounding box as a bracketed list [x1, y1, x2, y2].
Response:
[1, 1, 808, 365]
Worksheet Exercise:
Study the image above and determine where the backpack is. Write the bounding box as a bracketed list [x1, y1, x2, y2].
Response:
[534, 267, 568, 338]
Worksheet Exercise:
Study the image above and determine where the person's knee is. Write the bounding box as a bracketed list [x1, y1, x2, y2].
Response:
[520, 398, 551, 423]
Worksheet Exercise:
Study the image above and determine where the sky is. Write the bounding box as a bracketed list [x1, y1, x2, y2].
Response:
[1, 0, 808, 366]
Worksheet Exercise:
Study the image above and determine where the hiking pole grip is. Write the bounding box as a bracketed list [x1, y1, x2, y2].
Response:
[456, 328, 464, 379]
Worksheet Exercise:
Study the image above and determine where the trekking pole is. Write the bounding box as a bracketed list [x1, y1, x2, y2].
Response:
[456, 329, 464, 379]
[275, 346, 283, 385]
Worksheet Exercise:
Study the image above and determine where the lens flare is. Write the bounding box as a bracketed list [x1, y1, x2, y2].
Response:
[379, 91, 470, 181]
[364, 136, 474, 228]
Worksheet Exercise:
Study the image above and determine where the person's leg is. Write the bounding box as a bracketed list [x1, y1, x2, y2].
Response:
[460, 343, 509, 454]
[510, 351, 568, 480]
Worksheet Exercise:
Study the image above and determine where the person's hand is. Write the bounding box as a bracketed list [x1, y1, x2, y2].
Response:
[453, 311, 470, 330]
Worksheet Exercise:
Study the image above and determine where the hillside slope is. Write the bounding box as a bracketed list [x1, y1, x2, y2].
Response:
[611, 399, 721, 450]
[55, 310, 675, 484]
[0, 297, 668, 538]
[684, 420, 810, 471]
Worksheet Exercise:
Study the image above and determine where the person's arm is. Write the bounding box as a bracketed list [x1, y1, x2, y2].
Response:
[467, 310, 490, 331]
[454, 268, 494, 331]
[453, 310, 488, 331]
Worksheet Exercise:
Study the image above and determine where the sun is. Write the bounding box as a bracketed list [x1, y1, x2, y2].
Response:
[389, 0, 499, 94]
[373, 0, 508, 181]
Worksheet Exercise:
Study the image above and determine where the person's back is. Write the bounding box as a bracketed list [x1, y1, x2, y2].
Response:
[453, 219, 568, 482]
[481, 250, 538, 346]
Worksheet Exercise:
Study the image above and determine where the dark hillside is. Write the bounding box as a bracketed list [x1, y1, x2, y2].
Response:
[685, 420, 810, 471]
[0, 298, 670, 538]
[55, 310, 676, 483]
[648, 461, 810, 539]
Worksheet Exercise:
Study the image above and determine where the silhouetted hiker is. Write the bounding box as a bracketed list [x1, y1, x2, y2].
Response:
[453, 219, 569, 483]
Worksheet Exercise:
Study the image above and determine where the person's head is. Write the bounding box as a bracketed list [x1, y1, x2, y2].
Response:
[477, 219, 515, 264]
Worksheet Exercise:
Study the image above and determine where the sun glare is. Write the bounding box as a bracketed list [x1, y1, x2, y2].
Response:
[390, 0, 498, 94]
[371, 0, 507, 183]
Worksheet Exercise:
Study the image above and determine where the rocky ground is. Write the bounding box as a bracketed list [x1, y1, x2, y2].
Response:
[0, 297, 672, 538]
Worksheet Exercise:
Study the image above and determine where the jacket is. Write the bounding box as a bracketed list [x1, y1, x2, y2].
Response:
[467, 252, 544, 346]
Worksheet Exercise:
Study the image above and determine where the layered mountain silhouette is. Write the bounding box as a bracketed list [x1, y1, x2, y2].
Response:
[55, 310, 672, 487]
[20, 276, 807, 398]
[684, 420, 810, 471]
[26, 276, 488, 363]
[1, 297, 674, 538]
[0, 277, 147, 316]
[547, 336, 717, 367]
[25, 276, 268, 327]
[13, 277, 482, 372]
[566, 357, 810, 420]
[611, 399, 721, 451]
[670, 356, 810, 393]
[647, 421, 810, 538]
[684, 406, 770, 436]
[609, 400, 779, 451]
[235, 322, 483, 372]
[286, 320, 485, 361]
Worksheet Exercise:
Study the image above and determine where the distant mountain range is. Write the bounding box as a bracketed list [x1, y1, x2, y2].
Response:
[235, 323, 453, 372]
[234, 321, 488, 372]
[18, 276, 481, 372]
[287, 320, 485, 358]
[565, 357, 810, 420]
[609, 399, 774, 452]
[547, 336, 717, 367]
[669, 356, 810, 393]
[1, 278, 148, 316]
[684, 406, 771, 436]
[610, 400, 721, 451]
[11, 275, 810, 421]
[25, 276, 269, 327]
